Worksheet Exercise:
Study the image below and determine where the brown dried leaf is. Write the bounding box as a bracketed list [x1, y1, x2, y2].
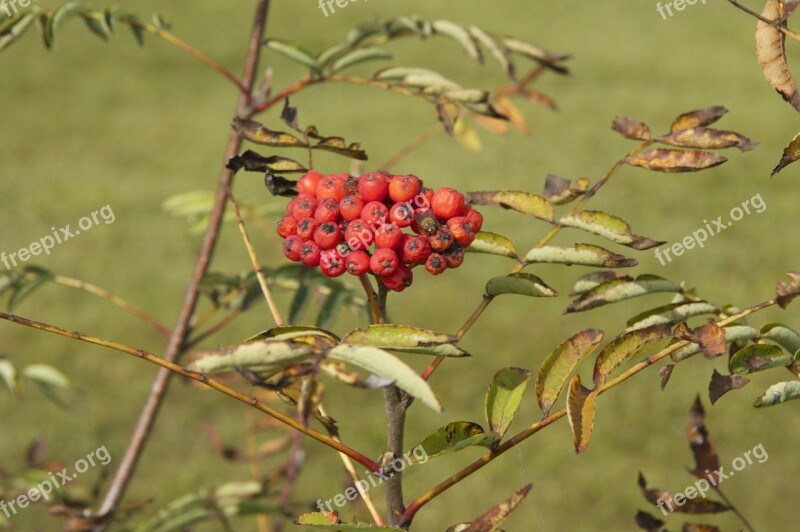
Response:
[682, 524, 721, 532]
[438, 101, 461, 135]
[708, 369, 750, 405]
[659, 364, 675, 391]
[638, 472, 728, 515]
[670, 106, 728, 132]
[674, 321, 727, 359]
[566, 375, 597, 453]
[542, 174, 589, 205]
[658, 127, 758, 152]
[612, 116, 651, 140]
[776, 271, 800, 309]
[493, 96, 529, 134]
[772, 131, 800, 176]
[463, 484, 533, 532]
[756, 1, 800, 112]
[625, 149, 727, 173]
[687, 396, 721, 483]
[231, 117, 308, 147]
[635, 510, 665, 532]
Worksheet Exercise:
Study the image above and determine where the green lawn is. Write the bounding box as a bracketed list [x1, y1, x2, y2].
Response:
[1, 0, 799, 530]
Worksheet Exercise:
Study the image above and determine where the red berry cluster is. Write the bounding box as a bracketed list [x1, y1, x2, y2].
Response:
[277, 170, 483, 291]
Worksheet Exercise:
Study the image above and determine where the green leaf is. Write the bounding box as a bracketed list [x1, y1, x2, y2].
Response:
[0, 12, 36, 51]
[295, 513, 400, 530]
[189, 341, 313, 374]
[82, 14, 112, 41]
[432, 20, 482, 62]
[342, 325, 468, 357]
[47, 2, 83, 47]
[467, 190, 554, 222]
[671, 325, 760, 362]
[469, 25, 514, 78]
[316, 42, 351, 68]
[316, 289, 348, 330]
[442, 88, 489, 104]
[244, 326, 340, 344]
[328, 345, 443, 413]
[485, 368, 531, 438]
[626, 301, 718, 331]
[409, 421, 499, 462]
[467, 231, 518, 259]
[524, 243, 637, 268]
[502, 37, 570, 73]
[567, 274, 680, 314]
[593, 324, 672, 386]
[264, 39, 319, 71]
[559, 211, 664, 250]
[9, 267, 53, 311]
[536, 329, 604, 416]
[0, 358, 17, 394]
[330, 47, 392, 74]
[753, 381, 800, 407]
[760, 323, 800, 354]
[729, 344, 793, 375]
[23, 364, 70, 405]
[375, 67, 462, 92]
[486, 273, 558, 298]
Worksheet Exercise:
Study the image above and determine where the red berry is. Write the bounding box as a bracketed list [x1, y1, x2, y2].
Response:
[374, 223, 404, 250]
[425, 253, 447, 275]
[320, 249, 347, 277]
[443, 242, 465, 269]
[361, 201, 389, 226]
[317, 175, 347, 201]
[296, 218, 318, 240]
[297, 170, 323, 196]
[277, 216, 298, 238]
[340, 195, 365, 221]
[370, 248, 399, 276]
[418, 187, 435, 211]
[343, 175, 359, 195]
[446, 217, 476, 247]
[344, 220, 373, 251]
[282, 235, 303, 262]
[431, 187, 465, 220]
[389, 203, 414, 228]
[289, 193, 319, 221]
[462, 206, 484, 233]
[388, 174, 422, 203]
[300, 241, 322, 267]
[400, 234, 432, 264]
[314, 222, 342, 250]
[314, 198, 340, 224]
[382, 263, 413, 292]
[414, 210, 440, 236]
[345, 250, 371, 276]
[358, 172, 389, 202]
[429, 227, 454, 252]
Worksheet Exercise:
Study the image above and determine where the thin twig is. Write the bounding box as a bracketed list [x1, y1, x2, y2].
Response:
[728, 0, 800, 42]
[52, 275, 171, 339]
[380, 124, 443, 172]
[712, 486, 756, 532]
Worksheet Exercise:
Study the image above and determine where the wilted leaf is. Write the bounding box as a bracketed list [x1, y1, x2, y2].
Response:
[342, 325, 468, 357]
[437, 101, 461, 134]
[593, 324, 672, 386]
[467, 190, 554, 221]
[624, 149, 727, 173]
[566, 375, 597, 453]
[729, 344, 792, 375]
[635, 510, 665, 532]
[536, 329, 604, 416]
[772, 131, 800, 176]
[627, 301, 718, 331]
[659, 364, 675, 390]
[708, 369, 750, 405]
[612, 116, 651, 140]
[753, 380, 800, 407]
[776, 271, 800, 309]
[189, 341, 313, 374]
[492, 96, 529, 134]
[227, 150, 307, 174]
[485, 368, 531, 438]
[469, 25, 514, 78]
[687, 396, 721, 483]
[671, 325, 760, 362]
[638, 472, 728, 515]
[409, 422, 499, 462]
[658, 127, 757, 152]
[328, 345, 443, 413]
[670, 106, 728, 132]
[467, 231, 518, 259]
[462, 484, 533, 532]
[756, 1, 800, 112]
[542, 174, 589, 205]
[524, 243, 637, 268]
[674, 321, 727, 359]
[567, 274, 680, 314]
[502, 37, 570, 74]
[232, 118, 307, 148]
[559, 211, 664, 250]
[486, 273, 558, 298]
[264, 39, 319, 71]
[311, 136, 368, 160]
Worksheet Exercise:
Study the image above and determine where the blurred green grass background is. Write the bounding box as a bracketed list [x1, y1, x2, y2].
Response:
[1, 0, 799, 530]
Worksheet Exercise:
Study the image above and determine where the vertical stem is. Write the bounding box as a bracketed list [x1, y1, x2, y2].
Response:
[93, 1, 273, 525]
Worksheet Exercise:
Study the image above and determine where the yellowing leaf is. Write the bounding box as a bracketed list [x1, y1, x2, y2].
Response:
[524, 243, 637, 268]
[670, 106, 728, 132]
[772, 131, 800, 176]
[559, 211, 664, 250]
[624, 148, 727, 173]
[593, 323, 672, 386]
[485, 368, 531, 438]
[467, 190, 554, 221]
[467, 231, 518, 259]
[611, 116, 651, 140]
[658, 127, 758, 152]
[232, 118, 307, 148]
[409, 422, 499, 462]
[756, 1, 800, 112]
[566, 375, 597, 454]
